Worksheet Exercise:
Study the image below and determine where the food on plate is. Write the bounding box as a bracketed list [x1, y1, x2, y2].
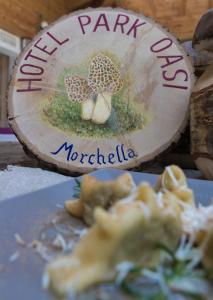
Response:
[156, 165, 187, 191]
[181, 201, 213, 244]
[65, 172, 135, 225]
[202, 224, 213, 271]
[46, 186, 181, 295]
[44, 165, 213, 298]
[155, 165, 195, 206]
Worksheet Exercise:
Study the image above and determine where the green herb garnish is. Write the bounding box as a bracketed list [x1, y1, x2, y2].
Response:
[73, 179, 81, 198]
[115, 239, 212, 300]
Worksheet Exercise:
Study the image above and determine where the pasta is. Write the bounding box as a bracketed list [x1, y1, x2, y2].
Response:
[156, 165, 195, 207]
[156, 165, 187, 191]
[65, 172, 135, 225]
[202, 225, 213, 271]
[46, 189, 181, 296]
[44, 165, 213, 297]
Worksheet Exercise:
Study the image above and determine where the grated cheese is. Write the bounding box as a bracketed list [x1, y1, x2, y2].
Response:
[42, 271, 50, 290]
[115, 261, 134, 284]
[9, 251, 20, 262]
[14, 233, 26, 246]
[139, 202, 151, 219]
[30, 240, 52, 262]
[73, 228, 88, 238]
[165, 166, 179, 188]
[181, 204, 213, 235]
[118, 190, 137, 205]
[156, 192, 164, 208]
[50, 257, 80, 269]
[52, 234, 67, 251]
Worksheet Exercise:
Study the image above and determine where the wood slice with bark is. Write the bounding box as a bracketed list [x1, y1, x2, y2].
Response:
[190, 9, 213, 76]
[191, 64, 213, 180]
[183, 41, 211, 77]
[8, 8, 194, 174]
[192, 8, 213, 52]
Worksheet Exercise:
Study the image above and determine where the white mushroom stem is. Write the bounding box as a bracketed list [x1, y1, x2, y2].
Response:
[81, 98, 95, 121]
[92, 92, 112, 124]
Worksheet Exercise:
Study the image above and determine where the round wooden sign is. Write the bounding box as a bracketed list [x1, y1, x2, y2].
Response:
[8, 8, 194, 173]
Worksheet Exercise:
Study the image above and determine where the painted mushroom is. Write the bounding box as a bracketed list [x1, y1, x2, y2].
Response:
[88, 53, 123, 124]
[64, 76, 94, 121]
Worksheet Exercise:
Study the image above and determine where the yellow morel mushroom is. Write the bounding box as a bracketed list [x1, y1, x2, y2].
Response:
[64, 76, 94, 121]
[88, 53, 123, 124]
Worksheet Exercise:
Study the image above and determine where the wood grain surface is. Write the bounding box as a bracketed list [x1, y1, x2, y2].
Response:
[0, 54, 9, 127]
[0, 0, 211, 40]
[0, 0, 91, 38]
[191, 64, 213, 179]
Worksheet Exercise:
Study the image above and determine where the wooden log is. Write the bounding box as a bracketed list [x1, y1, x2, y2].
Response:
[191, 64, 213, 180]
[7, 8, 194, 174]
[0, 142, 39, 170]
[0, 54, 9, 127]
[192, 8, 213, 51]
[190, 8, 213, 75]
[183, 41, 211, 77]
[157, 153, 196, 170]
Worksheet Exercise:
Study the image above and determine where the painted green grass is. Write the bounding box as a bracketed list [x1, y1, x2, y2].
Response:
[42, 68, 147, 138]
